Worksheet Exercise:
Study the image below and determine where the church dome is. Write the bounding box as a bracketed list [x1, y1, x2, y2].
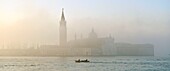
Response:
[88, 29, 98, 39]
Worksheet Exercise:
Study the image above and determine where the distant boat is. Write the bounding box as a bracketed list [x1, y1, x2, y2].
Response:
[75, 59, 90, 63]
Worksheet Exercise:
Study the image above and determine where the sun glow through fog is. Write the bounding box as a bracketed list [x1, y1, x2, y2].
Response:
[0, 0, 169, 56]
[0, 0, 24, 25]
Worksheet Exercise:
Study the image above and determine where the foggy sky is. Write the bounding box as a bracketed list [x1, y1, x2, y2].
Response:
[0, 0, 169, 56]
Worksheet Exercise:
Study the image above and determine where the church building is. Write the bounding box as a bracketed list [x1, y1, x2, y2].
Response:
[39, 8, 154, 56]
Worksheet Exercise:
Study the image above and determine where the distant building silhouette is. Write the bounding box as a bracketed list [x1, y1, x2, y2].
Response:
[88, 28, 98, 39]
[59, 8, 67, 47]
[0, 8, 154, 56]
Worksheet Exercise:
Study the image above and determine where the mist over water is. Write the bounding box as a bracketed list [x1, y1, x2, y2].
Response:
[0, 0, 169, 71]
[0, 0, 169, 56]
[0, 57, 170, 71]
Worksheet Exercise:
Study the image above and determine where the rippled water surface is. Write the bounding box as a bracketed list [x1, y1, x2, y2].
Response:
[0, 56, 170, 71]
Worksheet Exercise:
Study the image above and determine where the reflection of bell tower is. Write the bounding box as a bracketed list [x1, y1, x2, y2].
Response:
[59, 8, 67, 47]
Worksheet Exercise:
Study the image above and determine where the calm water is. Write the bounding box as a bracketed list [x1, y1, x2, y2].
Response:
[0, 56, 169, 71]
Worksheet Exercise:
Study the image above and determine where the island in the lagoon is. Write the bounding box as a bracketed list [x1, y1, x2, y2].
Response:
[0, 9, 154, 56]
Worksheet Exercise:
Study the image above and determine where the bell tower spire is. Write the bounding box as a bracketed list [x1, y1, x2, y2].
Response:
[61, 8, 65, 21]
[59, 8, 67, 48]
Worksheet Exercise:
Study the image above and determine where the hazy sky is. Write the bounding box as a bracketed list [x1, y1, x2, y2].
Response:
[0, 0, 169, 56]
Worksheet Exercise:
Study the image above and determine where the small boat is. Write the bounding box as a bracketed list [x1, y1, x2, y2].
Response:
[75, 59, 90, 63]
